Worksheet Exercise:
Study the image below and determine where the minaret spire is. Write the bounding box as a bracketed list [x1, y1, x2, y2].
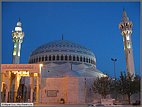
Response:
[121, 9, 129, 22]
[122, 8, 127, 18]
[119, 9, 135, 79]
[19, 17, 20, 22]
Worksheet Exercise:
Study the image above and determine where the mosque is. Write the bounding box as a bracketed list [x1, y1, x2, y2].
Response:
[1, 9, 136, 104]
[1, 20, 107, 104]
[28, 39, 107, 104]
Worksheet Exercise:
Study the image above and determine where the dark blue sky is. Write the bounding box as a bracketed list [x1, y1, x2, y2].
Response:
[2, 2, 140, 78]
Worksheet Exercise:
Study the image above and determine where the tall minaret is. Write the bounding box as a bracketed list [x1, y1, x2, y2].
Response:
[12, 19, 24, 64]
[119, 9, 135, 78]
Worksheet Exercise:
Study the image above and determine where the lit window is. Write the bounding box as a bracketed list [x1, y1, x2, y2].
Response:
[19, 44, 21, 49]
[14, 44, 17, 48]
[18, 50, 20, 56]
[126, 35, 130, 40]
[13, 51, 16, 55]
[127, 42, 131, 49]
[15, 27, 22, 31]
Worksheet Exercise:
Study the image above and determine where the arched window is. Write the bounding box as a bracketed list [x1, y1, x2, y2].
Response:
[86, 58, 88, 63]
[83, 57, 85, 62]
[36, 58, 38, 62]
[49, 55, 51, 61]
[53, 55, 55, 61]
[45, 56, 48, 61]
[73, 56, 75, 61]
[130, 24, 132, 28]
[77, 56, 79, 61]
[57, 55, 59, 60]
[92, 60, 95, 65]
[80, 56, 82, 62]
[89, 58, 90, 63]
[39, 57, 41, 62]
[61, 55, 64, 60]
[69, 55, 72, 61]
[121, 25, 124, 29]
[91, 59, 93, 64]
[94, 61, 96, 65]
[126, 23, 128, 27]
[65, 55, 68, 60]
[42, 56, 44, 61]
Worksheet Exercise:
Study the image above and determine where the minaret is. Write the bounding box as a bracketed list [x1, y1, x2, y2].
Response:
[12, 19, 24, 64]
[119, 9, 135, 78]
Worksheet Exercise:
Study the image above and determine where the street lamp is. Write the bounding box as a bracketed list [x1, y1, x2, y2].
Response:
[111, 58, 117, 79]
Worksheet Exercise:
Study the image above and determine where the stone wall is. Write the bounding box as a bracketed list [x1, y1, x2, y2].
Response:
[41, 76, 85, 104]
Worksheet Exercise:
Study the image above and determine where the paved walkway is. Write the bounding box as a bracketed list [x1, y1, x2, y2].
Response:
[34, 104, 88, 107]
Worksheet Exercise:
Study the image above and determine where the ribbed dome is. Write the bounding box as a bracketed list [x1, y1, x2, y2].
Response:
[29, 40, 96, 66]
[31, 40, 94, 56]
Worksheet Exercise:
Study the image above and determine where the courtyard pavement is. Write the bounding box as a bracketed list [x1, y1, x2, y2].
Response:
[34, 104, 89, 107]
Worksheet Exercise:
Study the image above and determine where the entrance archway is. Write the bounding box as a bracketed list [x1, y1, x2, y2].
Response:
[1, 64, 42, 103]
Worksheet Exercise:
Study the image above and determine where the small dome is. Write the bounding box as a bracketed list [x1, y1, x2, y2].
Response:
[17, 21, 21, 27]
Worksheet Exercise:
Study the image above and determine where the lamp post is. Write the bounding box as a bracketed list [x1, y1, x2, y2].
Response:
[111, 58, 117, 80]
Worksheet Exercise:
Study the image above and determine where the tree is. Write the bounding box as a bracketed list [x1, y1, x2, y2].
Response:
[110, 79, 119, 100]
[92, 77, 111, 99]
[117, 72, 140, 104]
[133, 75, 141, 93]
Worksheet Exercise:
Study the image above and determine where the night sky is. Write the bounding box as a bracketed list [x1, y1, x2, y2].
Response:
[2, 2, 140, 78]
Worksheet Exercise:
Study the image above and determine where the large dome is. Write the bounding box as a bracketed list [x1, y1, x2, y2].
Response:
[29, 40, 96, 66]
